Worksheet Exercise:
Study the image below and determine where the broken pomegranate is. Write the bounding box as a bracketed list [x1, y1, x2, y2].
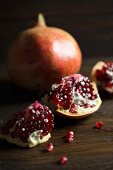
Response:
[42, 74, 102, 118]
[7, 13, 82, 93]
[0, 101, 54, 147]
[91, 61, 113, 93]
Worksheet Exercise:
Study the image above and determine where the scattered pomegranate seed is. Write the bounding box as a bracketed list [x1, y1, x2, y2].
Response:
[67, 136, 74, 143]
[59, 155, 68, 165]
[95, 121, 104, 129]
[66, 131, 74, 137]
[46, 143, 54, 152]
[65, 131, 74, 143]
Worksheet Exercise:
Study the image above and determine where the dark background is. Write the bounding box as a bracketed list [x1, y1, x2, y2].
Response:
[0, 0, 113, 64]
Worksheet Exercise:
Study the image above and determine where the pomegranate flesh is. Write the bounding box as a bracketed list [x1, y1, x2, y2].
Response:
[0, 101, 54, 147]
[7, 14, 82, 93]
[42, 74, 102, 118]
[91, 61, 113, 93]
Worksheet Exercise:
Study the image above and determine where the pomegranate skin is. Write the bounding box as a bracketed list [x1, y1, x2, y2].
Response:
[7, 14, 82, 93]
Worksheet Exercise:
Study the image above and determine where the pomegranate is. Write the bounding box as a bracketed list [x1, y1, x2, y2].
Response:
[0, 101, 54, 147]
[42, 74, 102, 118]
[7, 13, 82, 93]
[91, 61, 113, 93]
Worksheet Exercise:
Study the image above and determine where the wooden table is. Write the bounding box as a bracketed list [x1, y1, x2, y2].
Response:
[0, 56, 113, 170]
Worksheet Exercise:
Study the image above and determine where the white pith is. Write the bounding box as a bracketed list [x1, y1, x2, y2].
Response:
[91, 61, 113, 93]
[0, 130, 51, 147]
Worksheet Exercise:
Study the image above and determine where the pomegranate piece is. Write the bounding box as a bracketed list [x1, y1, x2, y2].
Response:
[59, 155, 68, 165]
[95, 121, 104, 129]
[43, 74, 102, 118]
[46, 143, 54, 152]
[91, 61, 113, 93]
[0, 101, 54, 147]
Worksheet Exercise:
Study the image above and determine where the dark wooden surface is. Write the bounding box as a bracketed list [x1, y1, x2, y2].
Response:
[0, 56, 113, 170]
[0, 0, 113, 170]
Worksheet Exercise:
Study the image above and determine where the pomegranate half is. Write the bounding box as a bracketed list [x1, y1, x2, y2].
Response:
[42, 74, 102, 118]
[7, 13, 82, 93]
[91, 61, 113, 93]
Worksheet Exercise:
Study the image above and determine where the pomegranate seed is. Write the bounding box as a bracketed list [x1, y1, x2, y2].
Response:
[67, 136, 74, 143]
[65, 131, 74, 143]
[66, 131, 74, 137]
[67, 131, 74, 136]
[33, 101, 40, 109]
[46, 143, 54, 152]
[95, 121, 104, 129]
[59, 155, 68, 165]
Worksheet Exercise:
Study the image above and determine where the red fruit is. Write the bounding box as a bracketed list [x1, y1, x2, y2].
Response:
[43, 74, 102, 118]
[91, 61, 113, 93]
[0, 101, 54, 147]
[59, 156, 68, 164]
[7, 13, 82, 93]
[46, 143, 54, 152]
[95, 121, 104, 129]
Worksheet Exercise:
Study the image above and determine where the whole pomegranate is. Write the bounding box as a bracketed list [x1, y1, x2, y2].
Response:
[7, 14, 82, 93]
[42, 74, 102, 119]
[91, 61, 113, 93]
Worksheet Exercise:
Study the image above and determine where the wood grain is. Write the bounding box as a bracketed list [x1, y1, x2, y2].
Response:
[0, 56, 113, 170]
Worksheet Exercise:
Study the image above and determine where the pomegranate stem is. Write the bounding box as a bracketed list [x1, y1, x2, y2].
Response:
[37, 13, 46, 26]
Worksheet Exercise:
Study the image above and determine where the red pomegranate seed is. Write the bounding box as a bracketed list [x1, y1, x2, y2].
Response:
[67, 131, 74, 136]
[95, 121, 104, 129]
[33, 101, 40, 109]
[65, 131, 74, 143]
[59, 155, 68, 165]
[66, 131, 74, 138]
[46, 143, 54, 152]
[67, 136, 74, 143]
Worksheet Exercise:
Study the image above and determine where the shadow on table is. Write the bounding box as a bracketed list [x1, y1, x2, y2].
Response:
[99, 89, 113, 100]
[54, 113, 91, 129]
[0, 80, 39, 104]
